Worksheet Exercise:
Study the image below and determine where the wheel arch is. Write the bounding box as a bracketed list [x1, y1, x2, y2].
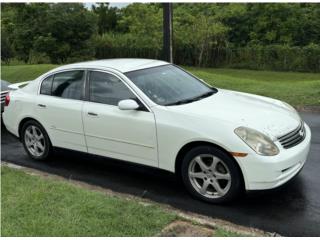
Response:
[18, 117, 49, 141]
[174, 141, 245, 187]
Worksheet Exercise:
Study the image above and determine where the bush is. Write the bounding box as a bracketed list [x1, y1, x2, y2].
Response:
[224, 44, 320, 72]
[28, 50, 51, 64]
[93, 33, 162, 60]
[92, 42, 320, 72]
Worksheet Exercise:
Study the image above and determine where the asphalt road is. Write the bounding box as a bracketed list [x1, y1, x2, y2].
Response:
[1, 112, 320, 236]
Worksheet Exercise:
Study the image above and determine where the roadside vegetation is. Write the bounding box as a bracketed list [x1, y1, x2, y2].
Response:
[2, 64, 319, 106]
[185, 67, 320, 106]
[1, 64, 57, 83]
[2, 3, 320, 72]
[1, 166, 174, 236]
[1, 166, 246, 237]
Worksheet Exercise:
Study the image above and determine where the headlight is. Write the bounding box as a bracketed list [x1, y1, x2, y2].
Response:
[234, 127, 279, 156]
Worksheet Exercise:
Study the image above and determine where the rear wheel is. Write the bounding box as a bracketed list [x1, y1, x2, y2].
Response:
[181, 145, 243, 203]
[21, 120, 52, 161]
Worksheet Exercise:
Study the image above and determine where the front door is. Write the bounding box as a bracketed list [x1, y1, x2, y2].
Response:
[82, 70, 158, 167]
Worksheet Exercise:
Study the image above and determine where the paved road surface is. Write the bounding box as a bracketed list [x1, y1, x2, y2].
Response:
[1, 112, 320, 236]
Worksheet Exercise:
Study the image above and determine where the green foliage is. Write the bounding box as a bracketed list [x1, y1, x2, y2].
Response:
[1, 4, 17, 63]
[174, 4, 229, 66]
[1, 3, 97, 64]
[117, 3, 163, 49]
[223, 44, 320, 72]
[1, 3, 320, 71]
[92, 3, 118, 34]
[1, 32, 13, 63]
[27, 50, 51, 64]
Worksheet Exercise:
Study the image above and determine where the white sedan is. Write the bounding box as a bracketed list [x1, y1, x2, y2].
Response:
[3, 59, 311, 203]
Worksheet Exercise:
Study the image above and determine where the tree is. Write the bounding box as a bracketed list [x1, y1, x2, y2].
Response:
[1, 3, 97, 63]
[174, 4, 229, 66]
[1, 4, 17, 63]
[92, 3, 118, 35]
[116, 3, 163, 49]
[1, 33, 13, 63]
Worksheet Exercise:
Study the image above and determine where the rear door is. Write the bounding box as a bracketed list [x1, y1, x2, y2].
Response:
[35, 70, 87, 152]
[82, 70, 158, 167]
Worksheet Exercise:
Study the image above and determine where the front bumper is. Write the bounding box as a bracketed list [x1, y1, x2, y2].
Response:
[237, 122, 311, 190]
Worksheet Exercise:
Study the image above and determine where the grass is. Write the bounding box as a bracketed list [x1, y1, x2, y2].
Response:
[1, 64, 58, 83]
[214, 228, 245, 237]
[185, 67, 320, 106]
[2, 64, 319, 106]
[1, 166, 176, 237]
[1, 166, 245, 237]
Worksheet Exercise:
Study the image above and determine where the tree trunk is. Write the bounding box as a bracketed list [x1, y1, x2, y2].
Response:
[198, 41, 206, 67]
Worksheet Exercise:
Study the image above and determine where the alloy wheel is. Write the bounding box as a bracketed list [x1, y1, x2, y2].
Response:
[188, 154, 231, 199]
[24, 125, 46, 157]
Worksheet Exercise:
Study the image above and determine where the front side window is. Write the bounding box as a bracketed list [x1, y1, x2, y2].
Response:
[125, 65, 216, 106]
[89, 71, 136, 106]
[51, 70, 84, 100]
[40, 75, 53, 95]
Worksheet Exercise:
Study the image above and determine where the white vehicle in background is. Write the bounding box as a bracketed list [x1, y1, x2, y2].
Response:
[3, 59, 311, 203]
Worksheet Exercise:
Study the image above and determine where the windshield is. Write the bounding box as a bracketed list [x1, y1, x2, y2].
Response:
[125, 65, 216, 106]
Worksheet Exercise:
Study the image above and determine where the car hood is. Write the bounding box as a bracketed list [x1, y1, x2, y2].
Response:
[167, 89, 301, 139]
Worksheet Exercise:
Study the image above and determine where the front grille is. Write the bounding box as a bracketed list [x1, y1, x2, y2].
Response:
[1, 91, 9, 103]
[278, 122, 306, 149]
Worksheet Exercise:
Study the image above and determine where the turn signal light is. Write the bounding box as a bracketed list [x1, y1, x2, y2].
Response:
[230, 152, 248, 157]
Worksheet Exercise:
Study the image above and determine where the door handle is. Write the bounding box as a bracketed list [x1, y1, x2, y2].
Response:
[38, 104, 46, 108]
[88, 112, 98, 116]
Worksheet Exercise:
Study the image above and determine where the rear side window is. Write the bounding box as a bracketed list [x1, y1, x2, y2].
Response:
[89, 71, 136, 106]
[52, 70, 84, 100]
[40, 75, 53, 95]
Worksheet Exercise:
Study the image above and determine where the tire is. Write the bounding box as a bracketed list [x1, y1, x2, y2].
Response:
[181, 145, 243, 203]
[21, 120, 52, 161]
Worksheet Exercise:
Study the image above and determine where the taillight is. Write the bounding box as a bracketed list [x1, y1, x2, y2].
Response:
[5, 94, 10, 106]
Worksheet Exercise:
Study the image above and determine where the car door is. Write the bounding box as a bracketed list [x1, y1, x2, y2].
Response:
[82, 70, 158, 167]
[35, 70, 87, 152]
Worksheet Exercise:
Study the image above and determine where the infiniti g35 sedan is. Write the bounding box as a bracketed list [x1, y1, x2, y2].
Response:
[3, 59, 311, 203]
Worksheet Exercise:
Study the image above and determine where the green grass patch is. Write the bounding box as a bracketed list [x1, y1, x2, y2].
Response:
[1, 64, 319, 106]
[214, 228, 245, 237]
[185, 67, 320, 106]
[1, 64, 58, 83]
[1, 166, 176, 236]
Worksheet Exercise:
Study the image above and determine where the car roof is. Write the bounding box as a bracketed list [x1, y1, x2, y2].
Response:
[51, 58, 169, 73]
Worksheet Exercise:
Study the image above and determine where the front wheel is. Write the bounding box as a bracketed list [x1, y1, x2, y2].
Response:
[21, 120, 52, 161]
[181, 145, 243, 203]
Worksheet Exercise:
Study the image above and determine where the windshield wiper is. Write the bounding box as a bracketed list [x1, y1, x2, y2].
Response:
[165, 90, 215, 106]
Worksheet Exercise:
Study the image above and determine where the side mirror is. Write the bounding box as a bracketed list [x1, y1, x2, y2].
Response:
[118, 99, 140, 111]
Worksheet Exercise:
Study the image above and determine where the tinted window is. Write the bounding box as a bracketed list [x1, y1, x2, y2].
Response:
[40, 75, 53, 95]
[89, 71, 136, 106]
[52, 71, 84, 100]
